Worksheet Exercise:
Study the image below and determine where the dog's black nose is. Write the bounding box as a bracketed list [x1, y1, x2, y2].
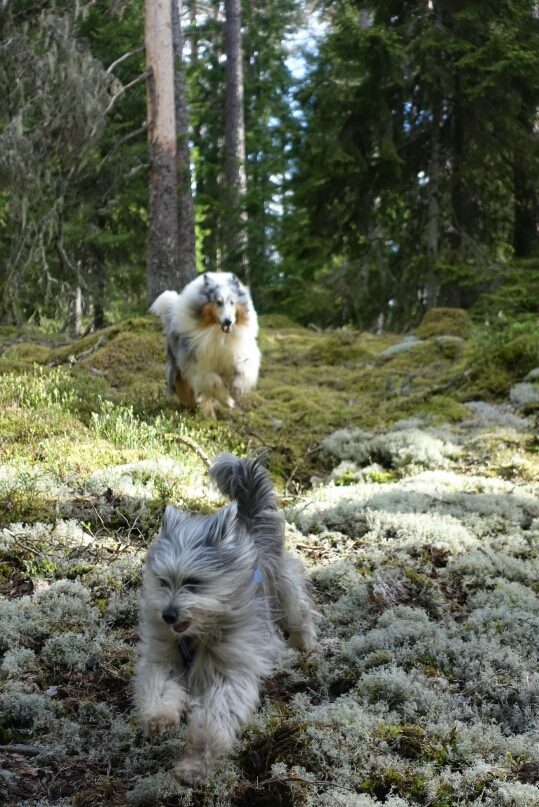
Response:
[223, 319, 232, 327]
[162, 608, 178, 624]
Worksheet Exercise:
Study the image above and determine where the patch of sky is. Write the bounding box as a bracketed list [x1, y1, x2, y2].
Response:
[285, 7, 327, 81]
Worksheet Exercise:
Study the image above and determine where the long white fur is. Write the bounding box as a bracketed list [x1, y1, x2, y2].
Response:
[150, 272, 261, 413]
[133, 454, 316, 787]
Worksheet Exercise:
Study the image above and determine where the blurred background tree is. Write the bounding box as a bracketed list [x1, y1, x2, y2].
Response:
[1, 0, 539, 330]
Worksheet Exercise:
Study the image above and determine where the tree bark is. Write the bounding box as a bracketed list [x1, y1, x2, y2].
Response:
[514, 115, 538, 258]
[145, 0, 181, 304]
[514, 163, 538, 258]
[224, 0, 249, 278]
[171, 0, 197, 285]
[71, 285, 82, 336]
[425, 99, 441, 310]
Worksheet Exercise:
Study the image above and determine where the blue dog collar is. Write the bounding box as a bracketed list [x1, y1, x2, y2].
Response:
[248, 567, 262, 585]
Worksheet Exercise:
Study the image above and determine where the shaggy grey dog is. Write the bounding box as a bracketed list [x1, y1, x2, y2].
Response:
[134, 453, 316, 787]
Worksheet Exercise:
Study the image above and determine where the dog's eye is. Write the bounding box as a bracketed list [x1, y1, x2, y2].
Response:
[216, 298, 224, 307]
[182, 577, 200, 591]
[158, 578, 169, 588]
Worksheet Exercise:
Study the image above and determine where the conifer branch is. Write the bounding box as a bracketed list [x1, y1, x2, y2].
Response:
[105, 69, 152, 114]
[97, 123, 148, 170]
[106, 44, 145, 75]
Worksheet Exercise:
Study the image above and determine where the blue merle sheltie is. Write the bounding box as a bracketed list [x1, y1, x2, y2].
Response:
[150, 272, 261, 417]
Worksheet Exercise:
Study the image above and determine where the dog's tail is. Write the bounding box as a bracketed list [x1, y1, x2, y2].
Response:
[150, 290, 178, 331]
[209, 453, 284, 551]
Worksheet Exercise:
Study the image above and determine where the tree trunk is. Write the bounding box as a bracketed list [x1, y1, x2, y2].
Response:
[514, 114, 538, 258]
[93, 275, 106, 331]
[71, 285, 82, 336]
[224, 0, 249, 279]
[171, 0, 197, 285]
[145, 0, 180, 303]
[451, 77, 465, 251]
[425, 100, 441, 310]
[514, 164, 538, 258]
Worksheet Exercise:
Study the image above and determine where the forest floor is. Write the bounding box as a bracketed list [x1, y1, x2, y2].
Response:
[1, 309, 539, 807]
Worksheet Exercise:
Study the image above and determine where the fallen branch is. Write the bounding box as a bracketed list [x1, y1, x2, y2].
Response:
[71, 335, 107, 362]
[167, 434, 211, 467]
[0, 744, 47, 757]
[4, 529, 48, 560]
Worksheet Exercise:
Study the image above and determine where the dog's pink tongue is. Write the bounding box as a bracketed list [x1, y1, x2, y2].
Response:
[173, 621, 191, 633]
[222, 324, 231, 333]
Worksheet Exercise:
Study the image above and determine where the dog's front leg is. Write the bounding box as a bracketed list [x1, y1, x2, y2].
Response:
[134, 657, 189, 737]
[172, 675, 258, 787]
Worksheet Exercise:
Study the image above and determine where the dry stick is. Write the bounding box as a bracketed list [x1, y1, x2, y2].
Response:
[168, 434, 211, 468]
[0, 744, 47, 757]
[4, 530, 48, 560]
[71, 335, 107, 363]
[254, 774, 356, 796]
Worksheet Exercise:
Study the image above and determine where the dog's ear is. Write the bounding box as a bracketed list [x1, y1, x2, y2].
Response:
[205, 502, 237, 546]
[203, 273, 210, 286]
[161, 504, 180, 537]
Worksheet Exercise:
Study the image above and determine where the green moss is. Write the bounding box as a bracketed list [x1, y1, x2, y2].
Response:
[416, 394, 469, 422]
[463, 362, 514, 400]
[2, 343, 52, 363]
[0, 492, 59, 529]
[258, 314, 304, 329]
[415, 307, 474, 339]
[369, 469, 400, 483]
[359, 768, 428, 800]
[494, 334, 539, 378]
[433, 336, 464, 361]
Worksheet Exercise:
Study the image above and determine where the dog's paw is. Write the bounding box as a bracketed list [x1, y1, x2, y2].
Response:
[287, 628, 316, 653]
[201, 399, 217, 419]
[172, 756, 208, 788]
[140, 706, 181, 737]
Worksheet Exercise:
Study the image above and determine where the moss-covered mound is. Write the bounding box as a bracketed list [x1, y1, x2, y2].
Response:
[0, 315, 481, 488]
[415, 307, 474, 339]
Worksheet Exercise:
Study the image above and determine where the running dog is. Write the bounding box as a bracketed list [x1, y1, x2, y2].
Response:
[150, 273, 261, 417]
[133, 453, 317, 786]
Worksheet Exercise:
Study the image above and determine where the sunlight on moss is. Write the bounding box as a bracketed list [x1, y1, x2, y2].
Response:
[2, 318, 539, 805]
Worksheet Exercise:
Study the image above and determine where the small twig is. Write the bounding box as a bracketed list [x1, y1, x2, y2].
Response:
[72, 335, 107, 362]
[106, 44, 145, 74]
[253, 774, 356, 795]
[167, 434, 211, 467]
[105, 69, 152, 114]
[4, 529, 48, 560]
[124, 163, 149, 181]
[246, 427, 276, 448]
